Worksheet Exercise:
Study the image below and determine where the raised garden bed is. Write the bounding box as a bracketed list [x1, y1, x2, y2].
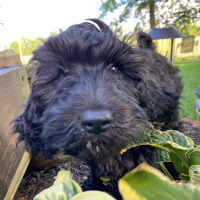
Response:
[0, 66, 30, 200]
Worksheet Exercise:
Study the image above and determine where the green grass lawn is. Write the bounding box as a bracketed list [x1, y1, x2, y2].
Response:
[174, 56, 200, 121]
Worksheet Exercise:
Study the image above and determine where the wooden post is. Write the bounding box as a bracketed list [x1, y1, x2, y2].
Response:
[0, 66, 31, 200]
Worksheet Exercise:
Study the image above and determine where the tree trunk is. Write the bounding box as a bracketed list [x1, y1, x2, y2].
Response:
[149, 0, 155, 28]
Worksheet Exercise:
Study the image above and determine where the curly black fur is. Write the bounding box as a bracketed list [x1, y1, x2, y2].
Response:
[11, 19, 182, 199]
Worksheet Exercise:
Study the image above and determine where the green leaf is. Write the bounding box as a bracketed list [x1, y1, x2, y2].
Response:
[168, 150, 190, 181]
[167, 130, 194, 148]
[121, 128, 194, 155]
[189, 165, 200, 184]
[70, 191, 116, 200]
[189, 145, 200, 183]
[120, 127, 195, 180]
[178, 173, 190, 181]
[100, 176, 112, 185]
[53, 171, 82, 193]
[189, 145, 200, 166]
[188, 145, 200, 183]
[33, 171, 82, 200]
[118, 163, 200, 200]
[155, 147, 170, 162]
[161, 142, 190, 169]
[169, 151, 189, 175]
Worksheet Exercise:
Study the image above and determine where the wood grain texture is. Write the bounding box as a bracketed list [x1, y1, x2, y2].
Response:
[0, 66, 31, 200]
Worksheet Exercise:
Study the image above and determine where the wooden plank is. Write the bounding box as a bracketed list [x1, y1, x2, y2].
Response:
[0, 49, 22, 69]
[4, 151, 31, 200]
[0, 66, 31, 200]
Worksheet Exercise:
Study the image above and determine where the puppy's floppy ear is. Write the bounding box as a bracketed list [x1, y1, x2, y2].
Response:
[137, 31, 156, 50]
[11, 97, 44, 156]
[11, 33, 69, 158]
[122, 33, 181, 125]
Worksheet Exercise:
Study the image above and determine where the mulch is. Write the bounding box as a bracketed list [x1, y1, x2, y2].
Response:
[13, 119, 200, 200]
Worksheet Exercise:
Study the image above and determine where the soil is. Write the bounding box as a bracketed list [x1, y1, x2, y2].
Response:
[13, 119, 200, 200]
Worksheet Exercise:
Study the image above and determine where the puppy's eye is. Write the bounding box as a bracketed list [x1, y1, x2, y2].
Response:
[109, 66, 119, 75]
[61, 69, 69, 77]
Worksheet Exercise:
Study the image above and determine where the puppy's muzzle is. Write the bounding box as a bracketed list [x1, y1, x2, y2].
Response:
[81, 110, 113, 134]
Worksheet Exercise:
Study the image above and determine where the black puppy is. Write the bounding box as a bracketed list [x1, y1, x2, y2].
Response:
[12, 19, 182, 198]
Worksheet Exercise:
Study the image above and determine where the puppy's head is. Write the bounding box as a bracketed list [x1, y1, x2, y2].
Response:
[12, 19, 177, 161]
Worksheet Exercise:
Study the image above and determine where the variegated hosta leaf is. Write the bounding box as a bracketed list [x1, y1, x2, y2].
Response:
[121, 127, 194, 155]
[70, 191, 116, 200]
[33, 171, 82, 200]
[33, 171, 116, 200]
[167, 130, 194, 148]
[169, 151, 189, 180]
[118, 163, 200, 200]
[155, 147, 170, 162]
[189, 145, 200, 184]
[189, 165, 200, 184]
[160, 142, 190, 168]
[189, 145, 200, 166]
[120, 127, 196, 181]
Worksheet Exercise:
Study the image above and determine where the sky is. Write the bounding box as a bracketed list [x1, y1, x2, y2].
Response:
[0, 0, 117, 50]
[1, 0, 199, 51]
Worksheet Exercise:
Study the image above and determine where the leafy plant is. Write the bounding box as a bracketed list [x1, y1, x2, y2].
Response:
[70, 191, 116, 200]
[118, 163, 200, 200]
[121, 126, 200, 183]
[33, 127, 200, 200]
[33, 171, 115, 200]
[33, 171, 82, 200]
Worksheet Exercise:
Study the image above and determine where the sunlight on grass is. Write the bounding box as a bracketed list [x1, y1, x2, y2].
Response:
[175, 57, 200, 121]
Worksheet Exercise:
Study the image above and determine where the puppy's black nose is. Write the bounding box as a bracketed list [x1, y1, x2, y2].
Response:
[81, 110, 113, 134]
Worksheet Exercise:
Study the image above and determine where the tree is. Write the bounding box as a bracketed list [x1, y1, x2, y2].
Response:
[9, 40, 20, 55]
[20, 37, 44, 56]
[100, 0, 162, 29]
[49, 31, 58, 37]
[99, 0, 200, 35]
[8, 37, 44, 56]
[161, 0, 200, 36]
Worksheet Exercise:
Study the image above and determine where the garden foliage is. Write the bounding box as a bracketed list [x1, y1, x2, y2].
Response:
[33, 126, 200, 200]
